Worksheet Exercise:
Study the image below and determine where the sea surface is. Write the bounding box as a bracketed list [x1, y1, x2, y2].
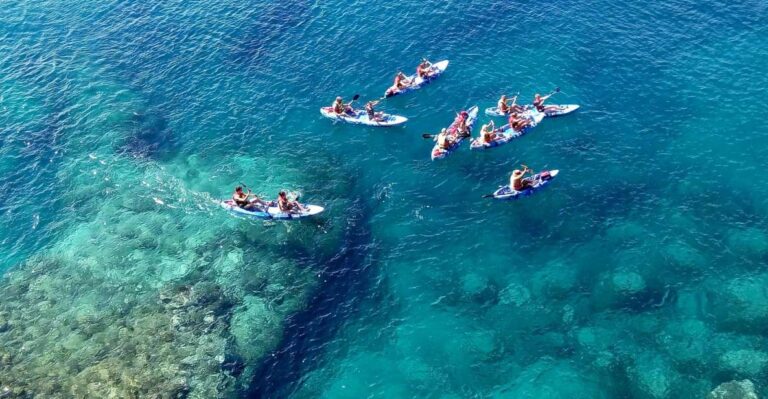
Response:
[1, 0, 768, 397]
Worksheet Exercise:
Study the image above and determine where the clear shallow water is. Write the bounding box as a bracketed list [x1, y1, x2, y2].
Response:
[1, 0, 767, 397]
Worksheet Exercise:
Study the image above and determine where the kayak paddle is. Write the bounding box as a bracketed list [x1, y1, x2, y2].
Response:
[240, 182, 272, 202]
[544, 87, 561, 99]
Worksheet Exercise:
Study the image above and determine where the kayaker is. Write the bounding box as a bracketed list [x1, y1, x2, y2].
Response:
[332, 96, 354, 115]
[393, 72, 411, 90]
[480, 121, 497, 143]
[533, 93, 559, 113]
[437, 128, 453, 149]
[277, 191, 303, 213]
[455, 110, 471, 138]
[365, 100, 382, 121]
[510, 167, 533, 191]
[416, 58, 433, 78]
[508, 113, 531, 131]
[232, 186, 269, 210]
[498, 95, 524, 115]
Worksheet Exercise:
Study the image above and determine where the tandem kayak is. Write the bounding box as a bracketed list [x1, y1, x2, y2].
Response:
[470, 112, 545, 150]
[485, 104, 579, 118]
[431, 105, 479, 160]
[320, 107, 408, 126]
[384, 60, 449, 98]
[490, 170, 559, 200]
[220, 200, 324, 220]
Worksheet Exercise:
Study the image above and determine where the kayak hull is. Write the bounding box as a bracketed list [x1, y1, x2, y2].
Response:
[220, 200, 324, 220]
[385, 60, 449, 98]
[492, 170, 559, 200]
[485, 104, 579, 118]
[485, 106, 537, 118]
[431, 105, 479, 160]
[320, 107, 408, 126]
[470, 112, 545, 150]
[542, 104, 580, 117]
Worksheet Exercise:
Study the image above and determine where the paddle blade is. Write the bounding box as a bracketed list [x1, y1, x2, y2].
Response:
[555, 87, 561, 92]
[482, 194, 495, 198]
[422, 134, 434, 139]
[352, 94, 360, 101]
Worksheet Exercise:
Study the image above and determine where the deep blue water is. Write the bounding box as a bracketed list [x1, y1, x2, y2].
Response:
[2, 0, 768, 397]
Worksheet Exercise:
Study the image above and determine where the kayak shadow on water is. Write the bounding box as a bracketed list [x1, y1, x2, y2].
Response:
[245, 199, 384, 398]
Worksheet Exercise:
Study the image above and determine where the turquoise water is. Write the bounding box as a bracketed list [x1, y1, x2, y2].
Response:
[1, 0, 768, 397]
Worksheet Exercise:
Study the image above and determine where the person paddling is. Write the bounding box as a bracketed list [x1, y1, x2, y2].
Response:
[365, 100, 382, 121]
[233, 186, 269, 210]
[508, 113, 531, 131]
[454, 110, 471, 138]
[437, 128, 453, 150]
[498, 95, 524, 115]
[393, 71, 411, 90]
[332, 96, 354, 115]
[533, 92, 560, 113]
[510, 166, 533, 191]
[277, 191, 304, 213]
[416, 58, 434, 78]
[480, 121, 497, 144]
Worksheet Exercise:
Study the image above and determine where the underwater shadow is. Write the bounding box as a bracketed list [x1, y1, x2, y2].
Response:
[245, 197, 383, 398]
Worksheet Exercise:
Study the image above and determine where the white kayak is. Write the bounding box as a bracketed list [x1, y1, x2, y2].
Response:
[485, 104, 580, 118]
[320, 107, 407, 127]
[430, 105, 479, 160]
[384, 60, 449, 98]
[221, 199, 324, 220]
[490, 170, 559, 200]
[470, 112, 545, 150]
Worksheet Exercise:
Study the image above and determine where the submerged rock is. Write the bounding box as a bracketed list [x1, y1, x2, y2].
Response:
[626, 352, 678, 399]
[656, 318, 712, 366]
[530, 260, 578, 300]
[612, 270, 646, 293]
[229, 295, 281, 365]
[490, 357, 613, 398]
[707, 380, 759, 399]
[461, 273, 499, 305]
[592, 267, 653, 310]
[710, 274, 768, 332]
[0, 204, 317, 398]
[662, 241, 707, 272]
[498, 282, 531, 307]
[727, 227, 768, 260]
[0, 317, 9, 333]
[720, 349, 768, 377]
